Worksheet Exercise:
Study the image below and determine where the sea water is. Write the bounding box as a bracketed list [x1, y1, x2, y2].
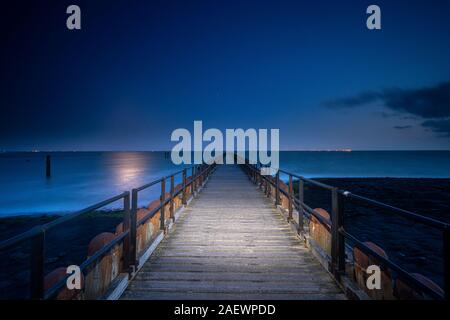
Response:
[1, 151, 450, 216]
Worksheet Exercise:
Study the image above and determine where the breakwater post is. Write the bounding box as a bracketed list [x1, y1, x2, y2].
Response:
[46, 155, 51, 178]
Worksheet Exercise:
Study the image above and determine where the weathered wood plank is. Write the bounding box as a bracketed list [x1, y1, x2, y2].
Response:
[144, 256, 321, 266]
[121, 165, 344, 300]
[140, 264, 328, 273]
[121, 291, 346, 300]
[135, 271, 335, 282]
[127, 280, 342, 293]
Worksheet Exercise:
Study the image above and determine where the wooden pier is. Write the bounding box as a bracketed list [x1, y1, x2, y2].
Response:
[122, 165, 345, 300]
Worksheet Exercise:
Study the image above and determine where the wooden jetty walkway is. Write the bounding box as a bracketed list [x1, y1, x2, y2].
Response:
[121, 165, 345, 300]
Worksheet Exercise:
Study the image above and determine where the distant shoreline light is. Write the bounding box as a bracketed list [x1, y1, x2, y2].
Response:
[304, 149, 352, 152]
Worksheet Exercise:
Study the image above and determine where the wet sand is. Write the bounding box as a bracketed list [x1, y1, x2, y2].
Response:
[300, 178, 450, 288]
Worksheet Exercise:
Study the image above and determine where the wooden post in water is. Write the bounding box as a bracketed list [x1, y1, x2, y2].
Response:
[46, 155, 51, 178]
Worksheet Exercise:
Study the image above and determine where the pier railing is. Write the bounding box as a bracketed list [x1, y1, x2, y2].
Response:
[0, 163, 216, 300]
[243, 163, 450, 300]
[129, 163, 215, 270]
[0, 192, 130, 299]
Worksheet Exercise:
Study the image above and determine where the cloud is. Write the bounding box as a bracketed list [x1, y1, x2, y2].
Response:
[374, 111, 415, 119]
[422, 119, 450, 137]
[323, 91, 381, 109]
[394, 125, 412, 130]
[324, 81, 450, 137]
[382, 82, 450, 119]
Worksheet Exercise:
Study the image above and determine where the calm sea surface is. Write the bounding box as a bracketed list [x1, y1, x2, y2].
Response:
[1, 151, 450, 216]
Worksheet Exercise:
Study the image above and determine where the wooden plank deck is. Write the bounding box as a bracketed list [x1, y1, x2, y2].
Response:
[121, 165, 345, 300]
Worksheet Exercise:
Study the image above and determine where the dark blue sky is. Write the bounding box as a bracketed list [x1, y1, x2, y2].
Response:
[1, 0, 450, 151]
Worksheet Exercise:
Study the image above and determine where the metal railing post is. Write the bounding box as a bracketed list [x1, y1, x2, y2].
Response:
[298, 179, 304, 235]
[200, 165, 204, 186]
[182, 169, 187, 205]
[201, 166, 205, 185]
[265, 176, 269, 196]
[170, 175, 175, 221]
[444, 226, 450, 300]
[256, 166, 260, 188]
[288, 175, 293, 221]
[331, 187, 345, 279]
[275, 171, 280, 206]
[129, 189, 137, 270]
[192, 167, 196, 194]
[195, 166, 199, 191]
[122, 191, 131, 271]
[160, 179, 166, 230]
[30, 229, 45, 299]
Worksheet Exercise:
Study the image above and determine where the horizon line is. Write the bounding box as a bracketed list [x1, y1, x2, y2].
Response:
[1, 149, 450, 153]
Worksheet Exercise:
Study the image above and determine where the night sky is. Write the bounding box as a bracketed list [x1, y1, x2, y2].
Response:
[1, 0, 450, 151]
